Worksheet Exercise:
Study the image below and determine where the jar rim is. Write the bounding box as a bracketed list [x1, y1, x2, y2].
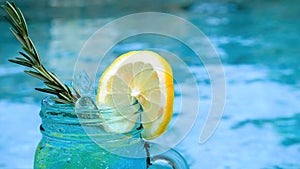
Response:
[40, 96, 142, 124]
[40, 96, 143, 141]
[42, 96, 141, 111]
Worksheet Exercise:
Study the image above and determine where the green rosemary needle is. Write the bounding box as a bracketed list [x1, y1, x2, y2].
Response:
[1, 1, 80, 104]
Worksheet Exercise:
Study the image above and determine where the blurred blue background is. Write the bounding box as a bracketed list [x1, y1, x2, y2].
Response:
[0, 0, 299, 168]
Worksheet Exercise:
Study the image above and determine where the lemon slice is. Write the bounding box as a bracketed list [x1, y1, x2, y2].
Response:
[96, 50, 174, 139]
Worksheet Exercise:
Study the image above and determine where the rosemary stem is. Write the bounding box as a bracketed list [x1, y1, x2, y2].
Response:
[1, 1, 78, 104]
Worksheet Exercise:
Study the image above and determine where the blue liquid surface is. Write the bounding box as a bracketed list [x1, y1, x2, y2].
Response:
[0, 0, 299, 168]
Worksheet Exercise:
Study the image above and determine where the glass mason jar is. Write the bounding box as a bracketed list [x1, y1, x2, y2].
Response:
[34, 97, 189, 169]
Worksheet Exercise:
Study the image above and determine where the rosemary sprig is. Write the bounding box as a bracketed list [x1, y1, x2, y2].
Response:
[1, 1, 80, 104]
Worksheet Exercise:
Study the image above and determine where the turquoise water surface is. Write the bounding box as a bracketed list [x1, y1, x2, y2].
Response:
[0, 0, 299, 168]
